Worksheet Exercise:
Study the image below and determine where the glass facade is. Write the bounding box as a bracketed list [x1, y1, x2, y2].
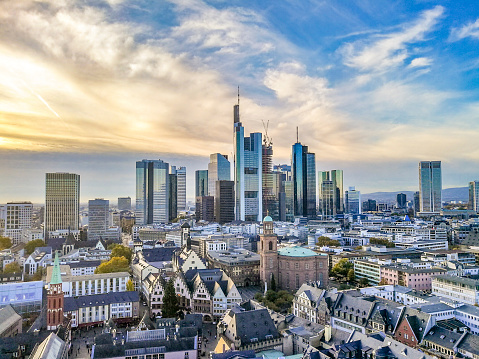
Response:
[292, 143, 316, 218]
[195, 170, 208, 197]
[318, 170, 343, 217]
[208, 154, 230, 197]
[419, 161, 442, 212]
[469, 181, 479, 212]
[136, 159, 170, 224]
[88, 198, 109, 240]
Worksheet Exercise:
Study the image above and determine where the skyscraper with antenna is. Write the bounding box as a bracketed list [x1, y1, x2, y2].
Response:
[233, 88, 263, 221]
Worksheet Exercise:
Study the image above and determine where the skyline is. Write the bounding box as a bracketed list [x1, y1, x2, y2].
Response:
[2, 0, 479, 203]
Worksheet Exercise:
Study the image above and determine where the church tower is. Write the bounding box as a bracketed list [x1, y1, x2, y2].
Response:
[181, 222, 191, 250]
[259, 216, 278, 288]
[47, 252, 64, 330]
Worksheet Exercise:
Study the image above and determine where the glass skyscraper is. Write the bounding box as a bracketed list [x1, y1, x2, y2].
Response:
[419, 161, 442, 213]
[233, 98, 262, 222]
[88, 198, 109, 240]
[345, 187, 361, 215]
[469, 181, 479, 212]
[195, 170, 208, 198]
[208, 154, 230, 197]
[176, 166, 187, 214]
[136, 159, 170, 224]
[292, 142, 316, 218]
[318, 170, 343, 217]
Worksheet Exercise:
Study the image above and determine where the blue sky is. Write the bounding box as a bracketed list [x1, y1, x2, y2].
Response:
[1, 0, 479, 203]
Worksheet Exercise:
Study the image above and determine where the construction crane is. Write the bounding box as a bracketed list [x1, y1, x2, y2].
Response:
[262, 119, 272, 147]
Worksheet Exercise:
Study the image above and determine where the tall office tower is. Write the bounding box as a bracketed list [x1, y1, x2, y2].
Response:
[262, 141, 279, 220]
[176, 166, 186, 214]
[469, 181, 479, 212]
[396, 193, 407, 208]
[362, 199, 377, 212]
[413, 191, 420, 214]
[4, 202, 33, 245]
[195, 196, 214, 222]
[273, 164, 293, 222]
[345, 187, 361, 215]
[88, 198, 109, 240]
[233, 94, 262, 221]
[45, 173, 80, 234]
[292, 141, 316, 219]
[169, 166, 178, 221]
[118, 197, 131, 211]
[419, 161, 442, 213]
[195, 170, 208, 198]
[208, 154, 230, 197]
[136, 159, 170, 225]
[318, 170, 343, 217]
[215, 180, 235, 224]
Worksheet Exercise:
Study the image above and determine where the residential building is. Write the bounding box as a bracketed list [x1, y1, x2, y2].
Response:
[117, 197, 131, 211]
[136, 159, 170, 225]
[88, 198, 109, 240]
[432, 274, 479, 305]
[45, 172, 80, 233]
[419, 161, 442, 213]
[3, 202, 33, 245]
[195, 170, 208, 197]
[24, 246, 52, 275]
[292, 140, 316, 218]
[381, 264, 446, 290]
[233, 96, 262, 222]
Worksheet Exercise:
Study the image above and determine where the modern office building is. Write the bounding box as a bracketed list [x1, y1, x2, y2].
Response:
[176, 166, 187, 214]
[262, 141, 279, 220]
[169, 166, 177, 221]
[135, 159, 170, 225]
[208, 154, 230, 198]
[419, 161, 442, 213]
[396, 193, 407, 208]
[3, 202, 33, 245]
[117, 197, 131, 211]
[362, 199, 377, 212]
[292, 141, 316, 218]
[45, 173, 80, 234]
[273, 164, 293, 222]
[233, 96, 262, 221]
[469, 181, 479, 212]
[195, 170, 208, 198]
[88, 199, 109, 240]
[318, 170, 343, 217]
[215, 180, 235, 224]
[345, 186, 361, 214]
[413, 191, 420, 214]
[195, 196, 214, 222]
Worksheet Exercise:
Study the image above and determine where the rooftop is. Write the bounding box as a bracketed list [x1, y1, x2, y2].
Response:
[278, 246, 325, 257]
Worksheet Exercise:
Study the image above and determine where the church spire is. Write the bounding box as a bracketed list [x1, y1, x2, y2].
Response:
[50, 251, 62, 285]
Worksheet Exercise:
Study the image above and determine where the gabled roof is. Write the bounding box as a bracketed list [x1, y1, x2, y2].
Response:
[30, 333, 66, 359]
[398, 307, 431, 342]
[0, 305, 21, 335]
[230, 307, 279, 346]
[64, 291, 139, 312]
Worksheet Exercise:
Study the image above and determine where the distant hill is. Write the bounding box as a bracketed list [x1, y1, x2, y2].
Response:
[363, 187, 468, 203]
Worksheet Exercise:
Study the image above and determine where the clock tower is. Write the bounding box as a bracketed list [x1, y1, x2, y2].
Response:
[259, 216, 278, 287]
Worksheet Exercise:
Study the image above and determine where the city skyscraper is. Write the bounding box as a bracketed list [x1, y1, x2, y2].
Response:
[318, 170, 343, 217]
[215, 180, 235, 224]
[136, 159, 170, 225]
[195, 170, 208, 198]
[345, 187, 361, 215]
[208, 153, 230, 197]
[118, 197, 131, 211]
[176, 166, 186, 214]
[292, 139, 316, 219]
[469, 181, 479, 212]
[195, 196, 214, 222]
[273, 164, 293, 222]
[45, 172, 80, 234]
[262, 135, 279, 220]
[88, 198, 109, 240]
[233, 93, 262, 221]
[169, 166, 177, 221]
[3, 202, 33, 245]
[396, 193, 407, 208]
[419, 161, 442, 213]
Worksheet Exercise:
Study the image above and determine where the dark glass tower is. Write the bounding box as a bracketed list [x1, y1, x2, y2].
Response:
[292, 142, 316, 218]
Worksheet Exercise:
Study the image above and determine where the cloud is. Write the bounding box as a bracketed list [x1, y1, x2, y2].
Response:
[408, 57, 433, 68]
[340, 6, 443, 73]
[450, 18, 479, 41]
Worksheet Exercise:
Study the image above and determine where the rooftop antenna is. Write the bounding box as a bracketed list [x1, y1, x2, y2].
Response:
[296, 126, 299, 143]
[237, 86, 240, 106]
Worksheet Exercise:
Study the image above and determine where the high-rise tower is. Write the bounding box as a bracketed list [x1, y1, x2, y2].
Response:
[318, 170, 343, 217]
[195, 170, 208, 198]
[45, 173, 80, 235]
[469, 181, 479, 212]
[176, 166, 187, 215]
[233, 90, 262, 221]
[419, 161, 442, 213]
[88, 198, 109, 240]
[136, 159, 170, 224]
[292, 136, 316, 219]
[208, 154, 230, 197]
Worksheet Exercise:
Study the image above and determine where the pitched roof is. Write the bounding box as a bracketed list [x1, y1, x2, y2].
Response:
[230, 308, 279, 346]
[0, 305, 21, 335]
[64, 291, 139, 312]
[30, 333, 66, 359]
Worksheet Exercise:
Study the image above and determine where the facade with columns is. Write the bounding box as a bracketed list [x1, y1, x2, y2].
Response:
[259, 216, 329, 291]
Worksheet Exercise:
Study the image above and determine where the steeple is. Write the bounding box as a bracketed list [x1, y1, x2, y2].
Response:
[50, 251, 62, 285]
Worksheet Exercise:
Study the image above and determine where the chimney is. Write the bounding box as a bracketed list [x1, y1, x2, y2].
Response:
[324, 325, 332, 342]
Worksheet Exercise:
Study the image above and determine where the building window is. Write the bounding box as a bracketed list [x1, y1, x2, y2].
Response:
[269, 241, 273, 251]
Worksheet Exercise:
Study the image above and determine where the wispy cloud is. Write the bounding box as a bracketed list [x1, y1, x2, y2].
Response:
[450, 18, 479, 41]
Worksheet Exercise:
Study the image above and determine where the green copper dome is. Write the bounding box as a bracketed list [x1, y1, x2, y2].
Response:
[263, 216, 273, 222]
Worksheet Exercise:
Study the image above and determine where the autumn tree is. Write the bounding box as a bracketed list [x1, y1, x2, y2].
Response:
[369, 237, 395, 248]
[316, 236, 341, 247]
[95, 257, 130, 274]
[162, 279, 179, 318]
[4, 262, 21, 273]
[25, 239, 46, 255]
[126, 279, 135, 291]
[378, 278, 389, 285]
[330, 258, 353, 281]
[0, 236, 12, 251]
[110, 244, 133, 264]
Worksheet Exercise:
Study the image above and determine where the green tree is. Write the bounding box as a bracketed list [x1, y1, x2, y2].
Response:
[126, 279, 135, 291]
[162, 278, 179, 318]
[316, 236, 340, 247]
[4, 262, 21, 273]
[369, 237, 395, 248]
[270, 274, 276, 292]
[25, 239, 46, 255]
[110, 244, 133, 264]
[358, 278, 370, 287]
[378, 278, 389, 285]
[331, 259, 354, 281]
[0, 236, 12, 251]
[255, 290, 293, 313]
[347, 268, 355, 282]
[95, 257, 130, 274]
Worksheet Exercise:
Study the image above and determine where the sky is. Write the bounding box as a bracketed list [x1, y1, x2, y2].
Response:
[1, 0, 479, 204]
